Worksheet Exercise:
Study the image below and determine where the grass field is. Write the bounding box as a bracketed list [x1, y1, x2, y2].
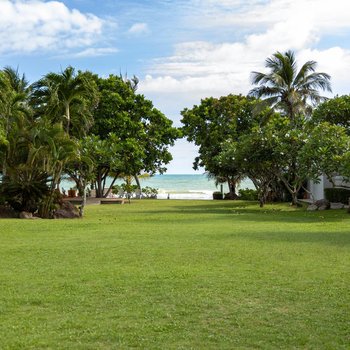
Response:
[0, 200, 349, 349]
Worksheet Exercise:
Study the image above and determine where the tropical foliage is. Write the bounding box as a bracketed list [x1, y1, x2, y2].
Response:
[312, 94, 350, 132]
[249, 50, 332, 121]
[182, 50, 350, 206]
[181, 94, 274, 198]
[0, 67, 178, 217]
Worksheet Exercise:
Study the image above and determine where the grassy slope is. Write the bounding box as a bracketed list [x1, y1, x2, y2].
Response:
[0, 200, 349, 349]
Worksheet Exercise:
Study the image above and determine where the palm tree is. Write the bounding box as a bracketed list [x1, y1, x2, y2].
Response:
[31, 66, 97, 137]
[206, 171, 243, 199]
[3, 66, 30, 94]
[249, 50, 332, 122]
[249, 51, 332, 206]
[0, 67, 31, 176]
[24, 120, 77, 217]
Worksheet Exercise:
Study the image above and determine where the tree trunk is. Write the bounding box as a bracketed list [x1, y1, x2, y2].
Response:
[291, 191, 298, 206]
[79, 184, 87, 217]
[103, 175, 118, 198]
[134, 174, 142, 198]
[259, 198, 265, 207]
[65, 103, 70, 134]
[227, 179, 237, 199]
[2, 159, 6, 177]
[95, 171, 103, 197]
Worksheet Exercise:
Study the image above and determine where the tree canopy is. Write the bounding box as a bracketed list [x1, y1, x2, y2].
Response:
[0, 67, 179, 216]
[181, 94, 274, 198]
[312, 94, 350, 133]
[181, 50, 350, 206]
[90, 74, 179, 197]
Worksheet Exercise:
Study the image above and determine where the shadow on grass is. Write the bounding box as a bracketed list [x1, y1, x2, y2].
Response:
[91, 200, 350, 246]
[133, 200, 350, 224]
[213, 229, 350, 246]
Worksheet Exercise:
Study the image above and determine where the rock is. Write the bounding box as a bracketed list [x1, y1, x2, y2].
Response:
[318, 205, 328, 211]
[53, 201, 80, 219]
[307, 199, 331, 211]
[307, 204, 318, 211]
[330, 202, 344, 210]
[19, 211, 33, 219]
[314, 199, 330, 210]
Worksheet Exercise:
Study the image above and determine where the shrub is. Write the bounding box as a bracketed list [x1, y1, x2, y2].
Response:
[112, 185, 123, 196]
[239, 188, 258, 201]
[142, 186, 158, 199]
[0, 170, 49, 213]
[213, 191, 223, 200]
[324, 187, 350, 204]
[112, 184, 139, 198]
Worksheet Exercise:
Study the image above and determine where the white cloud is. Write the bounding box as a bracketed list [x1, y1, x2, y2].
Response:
[190, 0, 350, 33]
[71, 47, 119, 58]
[298, 47, 350, 96]
[128, 22, 150, 35]
[0, 0, 104, 54]
[140, 0, 350, 111]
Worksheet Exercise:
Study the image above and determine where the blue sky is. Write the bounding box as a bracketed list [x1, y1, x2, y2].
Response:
[1, 0, 350, 173]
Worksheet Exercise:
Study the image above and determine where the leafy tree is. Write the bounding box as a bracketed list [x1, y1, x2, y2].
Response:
[219, 112, 350, 206]
[0, 65, 178, 216]
[248, 51, 335, 204]
[249, 50, 331, 122]
[256, 115, 314, 205]
[218, 127, 278, 207]
[81, 133, 143, 198]
[312, 95, 350, 133]
[91, 75, 178, 197]
[181, 94, 272, 198]
[301, 122, 350, 187]
[340, 151, 350, 196]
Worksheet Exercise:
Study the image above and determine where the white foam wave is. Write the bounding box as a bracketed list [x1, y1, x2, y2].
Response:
[157, 192, 213, 200]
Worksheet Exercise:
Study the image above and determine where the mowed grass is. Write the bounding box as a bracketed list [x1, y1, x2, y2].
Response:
[0, 200, 349, 349]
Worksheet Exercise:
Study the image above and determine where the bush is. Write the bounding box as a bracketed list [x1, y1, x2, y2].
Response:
[213, 191, 223, 200]
[0, 170, 49, 213]
[324, 187, 350, 204]
[112, 185, 123, 196]
[239, 188, 258, 201]
[142, 186, 158, 199]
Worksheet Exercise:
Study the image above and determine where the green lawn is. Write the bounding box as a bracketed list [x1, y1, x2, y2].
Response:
[0, 200, 349, 349]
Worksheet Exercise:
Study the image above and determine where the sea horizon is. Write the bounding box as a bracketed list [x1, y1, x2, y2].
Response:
[62, 173, 254, 200]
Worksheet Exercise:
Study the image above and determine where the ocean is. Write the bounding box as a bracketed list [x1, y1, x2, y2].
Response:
[62, 174, 254, 200]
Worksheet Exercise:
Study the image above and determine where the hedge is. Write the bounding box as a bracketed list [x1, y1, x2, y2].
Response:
[324, 187, 350, 204]
[238, 188, 258, 201]
[212, 191, 223, 200]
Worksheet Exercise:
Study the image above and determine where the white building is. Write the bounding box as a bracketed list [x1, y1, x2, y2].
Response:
[308, 175, 350, 201]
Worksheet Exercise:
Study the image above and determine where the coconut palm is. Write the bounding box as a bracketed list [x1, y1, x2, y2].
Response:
[249, 50, 332, 122]
[0, 67, 31, 176]
[3, 66, 30, 94]
[0, 66, 31, 130]
[31, 66, 97, 137]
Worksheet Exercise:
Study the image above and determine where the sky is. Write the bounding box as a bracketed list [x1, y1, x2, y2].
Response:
[1, 0, 350, 173]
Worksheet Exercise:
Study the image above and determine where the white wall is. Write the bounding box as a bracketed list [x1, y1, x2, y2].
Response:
[308, 176, 325, 201]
